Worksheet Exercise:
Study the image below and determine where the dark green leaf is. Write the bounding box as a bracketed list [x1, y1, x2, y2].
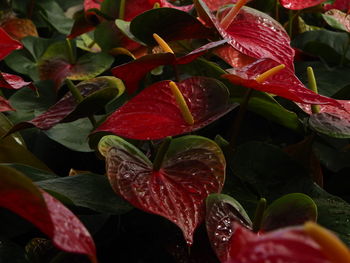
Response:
[308, 112, 350, 138]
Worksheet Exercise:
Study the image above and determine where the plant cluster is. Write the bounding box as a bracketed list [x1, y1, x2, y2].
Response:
[0, 0, 349, 262]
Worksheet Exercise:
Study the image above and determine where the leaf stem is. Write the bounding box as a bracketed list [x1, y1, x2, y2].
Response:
[153, 137, 172, 171]
[306, 66, 320, 114]
[118, 0, 126, 20]
[288, 9, 294, 37]
[220, 0, 249, 30]
[65, 38, 76, 64]
[252, 197, 267, 232]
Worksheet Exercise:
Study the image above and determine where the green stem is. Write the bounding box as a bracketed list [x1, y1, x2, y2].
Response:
[153, 137, 172, 171]
[65, 38, 76, 64]
[252, 198, 267, 232]
[275, 0, 279, 21]
[307, 66, 321, 114]
[118, 0, 126, 20]
[228, 89, 253, 150]
[288, 9, 294, 38]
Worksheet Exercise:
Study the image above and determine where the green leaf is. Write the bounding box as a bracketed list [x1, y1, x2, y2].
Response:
[115, 19, 144, 45]
[308, 112, 350, 138]
[36, 173, 132, 214]
[322, 10, 349, 32]
[261, 193, 318, 231]
[0, 163, 57, 181]
[94, 21, 124, 52]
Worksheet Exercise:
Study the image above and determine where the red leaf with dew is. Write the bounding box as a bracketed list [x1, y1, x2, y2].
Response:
[223, 58, 342, 107]
[198, 0, 295, 69]
[98, 135, 226, 245]
[226, 223, 330, 263]
[0, 96, 15, 112]
[280, 0, 327, 10]
[0, 27, 22, 60]
[95, 77, 236, 140]
[0, 166, 96, 261]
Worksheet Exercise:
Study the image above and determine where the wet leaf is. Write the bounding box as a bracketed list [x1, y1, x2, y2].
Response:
[279, 0, 327, 10]
[227, 224, 330, 263]
[0, 166, 97, 261]
[0, 27, 22, 60]
[8, 76, 124, 133]
[95, 77, 236, 140]
[197, 1, 295, 69]
[38, 41, 113, 89]
[261, 193, 318, 231]
[130, 8, 213, 46]
[223, 58, 342, 107]
[205, 194, 252, 262]
[98, 135, 226, 245]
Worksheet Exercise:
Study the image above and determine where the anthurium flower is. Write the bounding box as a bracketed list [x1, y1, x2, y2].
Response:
[279, 0, 327, 10]
[0, 96, 15, 112]
[0, 27, 22, 60]
[0, 72, 35, 91]
[223, 58, 342, 107]
[324, 0, 350, 11]
[95, 77, 236, 140]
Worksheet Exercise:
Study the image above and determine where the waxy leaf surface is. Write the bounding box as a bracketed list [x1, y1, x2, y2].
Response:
[279, 0, 327, 10]
[8, 77, 124, 132]
[205, 194, 252, 262]
[227, 224, 330, 263]
[223, 58, 342, 106]
[95, 77, 235, 140]
[0, 27, 22, 60]
[198, 1, 295, 69]
[0, 166, 96, 261]
[98, 135, 226, 245]
[0, 72, 34, 90]
[111, 40, 226, 94]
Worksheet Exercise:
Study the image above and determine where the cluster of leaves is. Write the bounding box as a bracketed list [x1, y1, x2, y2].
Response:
[0, 0, 350, 262]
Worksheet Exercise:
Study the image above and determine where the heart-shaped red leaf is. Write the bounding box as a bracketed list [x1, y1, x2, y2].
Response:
[0, 166, 96, 261]
[197, 0, 295, 69]
[98, 135, 226, 245]
[0, 96, 15, 112]
[280, 0, 327, 10]
[226, 223, 330, 263]
[223, 58, 342, 107]
[95, 77, 235, 140]
[112, 40, 226, 94]
[0, 72, 35, 90]
[213, 44, 256, 68]
[205, 194, 252, 262]
[0, 27, 22, 60]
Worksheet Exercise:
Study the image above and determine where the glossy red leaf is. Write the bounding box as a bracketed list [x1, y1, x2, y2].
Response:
[226, 224, 330, 263]
[95, 77, 236, 140]
[0, 96, 15, 112]
[201, 0, 249, 11]
[84, 0, 103, 11]
[213, 44, 256, 68]
[112, 40, 226, 94]
[279, 0, 327, 10]
[0, 166, 96, 261]
[298, 100, 350, 121]
[98, 135, 226, 245]
[223, 58, 342, 107]
[205, 194, 252, 262]
[324, 0, 350, 11]
[198, 0, 295, 69]
[0, 72, 35, 90]
[0, 27, 22, 60]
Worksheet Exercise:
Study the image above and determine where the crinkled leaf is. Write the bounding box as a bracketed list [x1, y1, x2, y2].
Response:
[95, 77, 236, 140]
[261, 193, 317, 231]
[308, 112, 350, 138]
[130, 8, 213, 46]
[38, 41, 113, 89]
[112, 40, 226, 94]
[223, 58, 342, 106]
[227, 224, 330, 263]
[0, 166, 96, 261]
[279, 0, 327, 10]
[205, 194, 252, 262]
[322, 9, 350, 32]
[0, 27, 22, 60]
[98, 135, 225, 245]
[198, 1, 295, 69]
[36, 173, 132, 214]
[8, 76, 124, 132]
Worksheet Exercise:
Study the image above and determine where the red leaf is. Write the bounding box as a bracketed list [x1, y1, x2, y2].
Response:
[213, 44, 256, 68]
[1, 18, 38, 40]
[0, 72, 34, 90]
[0, 27, 22, 60]
[324, 0, 350, 11]
[279, 0, 327, 10]
[112, 40, 226, 94]
[84, 0, 103, 11]
[199, 1, 295, 69]
[0, 166, 96, 261]
[200, 0, 245, 11]
[223, 58, 342, 107]
[0, 96, 15, 112]
[99, 135, 225, 245]
[95, 77, 235, 140]
[226, 224, 330, 263]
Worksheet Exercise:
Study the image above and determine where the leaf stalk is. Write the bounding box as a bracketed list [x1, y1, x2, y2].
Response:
[153, 137, 172, 171]
[252, 197, 267, 232]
